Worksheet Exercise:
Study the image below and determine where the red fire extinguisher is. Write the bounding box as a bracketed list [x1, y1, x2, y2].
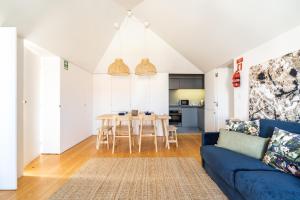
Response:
[232, 57, 243, 87]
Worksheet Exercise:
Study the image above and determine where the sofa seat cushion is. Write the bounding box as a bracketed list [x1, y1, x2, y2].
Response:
[201, 145, 276, 187]
[235, 170, 300, 200]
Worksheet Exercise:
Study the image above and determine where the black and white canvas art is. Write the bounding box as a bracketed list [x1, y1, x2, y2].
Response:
[249, 50, 300, 122]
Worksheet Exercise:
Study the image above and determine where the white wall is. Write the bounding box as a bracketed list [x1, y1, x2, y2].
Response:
[23, 47, 42, 167]
[94, 16, 203, 74]
[40, 57, 61, 154]
[93, 73, 169, 136]
[234, 25, 300, 120]
[60, 62, 93, 153]
[0, 27, 17, 190]
[17, 37, 24, 178]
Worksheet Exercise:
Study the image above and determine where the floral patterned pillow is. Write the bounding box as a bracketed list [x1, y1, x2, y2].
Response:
[263, 128, 300, 178]
[226, 119, 259, 136]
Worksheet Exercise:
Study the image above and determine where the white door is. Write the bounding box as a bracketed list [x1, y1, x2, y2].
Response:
[215, 67, 234, 129]
[205, 69, 218, 132]
[205, 67, 234, 132]
[23, 49, 41, 166]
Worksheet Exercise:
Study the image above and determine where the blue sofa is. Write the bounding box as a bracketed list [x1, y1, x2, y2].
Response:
[201, 119, 300, 200]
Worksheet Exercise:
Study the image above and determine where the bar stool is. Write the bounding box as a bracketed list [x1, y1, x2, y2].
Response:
[166, 125, 178, 149]
[138, 114, 158, 152]
[96, 116, 113, 150]
[112, 115, 133, 154]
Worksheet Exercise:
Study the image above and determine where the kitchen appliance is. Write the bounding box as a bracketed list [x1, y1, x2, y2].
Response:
[169, 109, 182, 126]
[180, 100, 189, 106]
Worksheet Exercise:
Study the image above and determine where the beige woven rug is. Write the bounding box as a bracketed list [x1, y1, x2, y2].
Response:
[50, 157, 226, 200]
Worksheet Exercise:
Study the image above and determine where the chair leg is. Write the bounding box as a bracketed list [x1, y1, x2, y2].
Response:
[132, 135, 135, 147]
[98, 130, 104, 150]
[138, 125, 142, 152]
[175, 130, 178, 148]
[129, 135, 132, 154]
[154, 135, 158, 152]
[106, 130, 109, 150]
[112, 133, 116, 154]
[167, 132, 170, 150]
[154, 127, 158, 152]
[139, 134, 142, 153]
[96, 133, 99, 150]
[165, 134, 168, 148]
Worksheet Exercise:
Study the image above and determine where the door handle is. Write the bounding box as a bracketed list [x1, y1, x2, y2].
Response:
[213, 101, 218, 107]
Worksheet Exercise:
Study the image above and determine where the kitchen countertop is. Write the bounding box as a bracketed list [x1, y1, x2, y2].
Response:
[169, 105, 204, 108]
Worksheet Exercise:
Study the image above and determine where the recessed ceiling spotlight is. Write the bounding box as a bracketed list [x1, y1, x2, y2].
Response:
[113, 22, 120, 29]
[127, 10, 133, 17]
[144, 21, 150, 28]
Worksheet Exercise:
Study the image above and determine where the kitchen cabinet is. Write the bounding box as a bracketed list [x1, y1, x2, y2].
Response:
[198, 108, 204, 131]
[169, 78, 180, 89]
[179, 78, 203, 89]
[182, 107, 198, 127]
[169, 74, 204, 89]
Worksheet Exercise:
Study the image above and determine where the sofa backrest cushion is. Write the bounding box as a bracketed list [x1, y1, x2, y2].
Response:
[259, 119, 300, 138]
[217, 129, 270, 159]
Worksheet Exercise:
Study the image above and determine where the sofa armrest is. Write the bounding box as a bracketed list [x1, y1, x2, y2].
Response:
[202, 132, 220, 146]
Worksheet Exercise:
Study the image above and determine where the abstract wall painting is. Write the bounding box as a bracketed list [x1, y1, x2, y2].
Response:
[249, 50, 300, 122]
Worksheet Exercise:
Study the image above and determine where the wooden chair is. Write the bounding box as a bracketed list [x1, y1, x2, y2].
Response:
[96, 117, 113, 150]
[158, 115, 171, 148]
[138, 114, 158, 152]
[112, 115, 134, 154]
[166, 125, 178, 149]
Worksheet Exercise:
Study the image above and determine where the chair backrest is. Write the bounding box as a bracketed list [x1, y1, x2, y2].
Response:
[259, 119, 300, 138]
[139, 114, 157, 126]
[115, 115, 132, 126]
[97, 115, 114, 128]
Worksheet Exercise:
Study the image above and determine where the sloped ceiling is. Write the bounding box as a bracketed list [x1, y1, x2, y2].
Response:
[94, 16, 203, 74]
[1, 0, 300, 72]
[0, 0, 126, 72]
[133, 0, 300, 72]
[113, 0, 144, 10]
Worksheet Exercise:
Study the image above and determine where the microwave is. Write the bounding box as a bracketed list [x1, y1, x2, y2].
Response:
[180, 100, 189, 106]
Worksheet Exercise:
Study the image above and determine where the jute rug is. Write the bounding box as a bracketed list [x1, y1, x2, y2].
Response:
[49, 157, 226, 200]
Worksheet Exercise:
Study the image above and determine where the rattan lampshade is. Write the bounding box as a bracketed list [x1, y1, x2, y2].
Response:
[135, 58, 157, 76]
[108, 58, 130, 76]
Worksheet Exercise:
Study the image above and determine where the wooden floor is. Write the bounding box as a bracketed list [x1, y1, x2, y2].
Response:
[0, 134, 201, 200]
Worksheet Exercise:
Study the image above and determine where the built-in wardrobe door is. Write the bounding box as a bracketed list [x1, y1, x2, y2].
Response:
[131, 73, 168, 115]
[23, 47, 41, 166]
[40, 57, 61, 154]
[131, 75, 151, 111]
[149, 73, 169, 115]
[111, 76, 131, 112]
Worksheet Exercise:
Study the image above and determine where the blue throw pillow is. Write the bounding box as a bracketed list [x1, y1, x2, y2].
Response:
[263, 127, 300, 178]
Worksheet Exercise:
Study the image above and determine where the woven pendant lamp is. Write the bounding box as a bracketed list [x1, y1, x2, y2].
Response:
[108, 58, 130, 76]
[135, 58, 157, 76]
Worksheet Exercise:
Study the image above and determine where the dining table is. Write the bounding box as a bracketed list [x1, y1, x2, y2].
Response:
[96, 113, 171, 148]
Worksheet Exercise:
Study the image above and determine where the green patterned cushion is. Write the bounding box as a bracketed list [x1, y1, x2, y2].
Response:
[226, 119, 259, 136]
[216, 129, 269, 159]
[263, 128, 300, 178]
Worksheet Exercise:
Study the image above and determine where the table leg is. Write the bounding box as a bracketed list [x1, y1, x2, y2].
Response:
[162, 119, 169, 149]
[161, 119, 165, 142]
